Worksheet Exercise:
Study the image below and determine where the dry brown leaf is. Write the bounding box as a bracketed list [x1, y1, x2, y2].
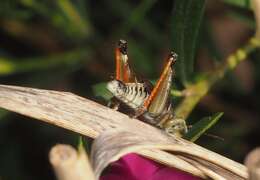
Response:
[0, 85, 248, 179]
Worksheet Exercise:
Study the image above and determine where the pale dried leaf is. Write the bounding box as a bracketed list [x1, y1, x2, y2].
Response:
[91, 130, 247, 179]
[91, 130, 206, 179]
[0, 85, 248, 179]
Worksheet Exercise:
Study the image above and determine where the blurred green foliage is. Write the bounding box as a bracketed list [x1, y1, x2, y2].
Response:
[171, 0, 206, 85]
[221, 0, 251, 9]
[0, 0, 259, 180]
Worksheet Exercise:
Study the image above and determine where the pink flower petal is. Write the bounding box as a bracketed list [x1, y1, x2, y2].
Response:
[101, 153, 201, 180]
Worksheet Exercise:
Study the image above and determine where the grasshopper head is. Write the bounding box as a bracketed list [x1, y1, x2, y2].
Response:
[164, 118, 188, 137]
[107, 80, 126, 97]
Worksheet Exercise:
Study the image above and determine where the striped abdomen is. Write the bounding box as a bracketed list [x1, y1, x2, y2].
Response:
[106, 80, 149, 109]
[106, 79, 188, 135]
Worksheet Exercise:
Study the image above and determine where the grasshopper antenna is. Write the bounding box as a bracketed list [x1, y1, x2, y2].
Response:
[187, 125, 224, 141]
[204, 133, 224, 141]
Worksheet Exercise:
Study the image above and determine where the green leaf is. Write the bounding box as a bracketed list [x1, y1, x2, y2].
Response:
[221, 0, 251, 9]
[105, 0, 163, 46]
[92, 82, 113, 100]
[184, 112, 223, 142]
[78, 136, 84, 149]
[56, 0, 91, 37]
[0, 48, 89, 75]
[77, 136, 91, 153]
[200, 18, 223, 62]
[228, 8, 255, 29]
[171, 0, 206, 85]
[0, 58, 16, 75]
[118, 0, 157, 35]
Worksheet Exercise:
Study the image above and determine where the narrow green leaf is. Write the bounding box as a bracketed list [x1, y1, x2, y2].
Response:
[221, 0, 251, 9]
[0, 109, 9, 120]
[0, 48, 90, 75]
[0, 58, 16, 75]
[77, 136, 91, 154]
[171, 0, 206, 85]
[56, 0, 91, 37]
[78, 136, 84, 149]
[228, 8, 255, 29]
[184, 112, 223, 142]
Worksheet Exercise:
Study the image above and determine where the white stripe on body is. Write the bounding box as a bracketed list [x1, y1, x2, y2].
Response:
[120, 83, 148, 109]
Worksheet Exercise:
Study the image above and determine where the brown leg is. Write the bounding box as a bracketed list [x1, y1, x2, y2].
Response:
[132, 52, 177, 118]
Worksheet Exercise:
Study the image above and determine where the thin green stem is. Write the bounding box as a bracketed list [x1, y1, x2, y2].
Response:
[174, 37, 260, 120]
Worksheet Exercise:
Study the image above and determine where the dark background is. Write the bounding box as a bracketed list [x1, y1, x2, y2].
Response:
[0, 0, 259, 179]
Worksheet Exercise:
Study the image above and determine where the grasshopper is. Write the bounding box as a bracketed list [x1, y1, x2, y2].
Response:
[107, 40, 187, 136]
